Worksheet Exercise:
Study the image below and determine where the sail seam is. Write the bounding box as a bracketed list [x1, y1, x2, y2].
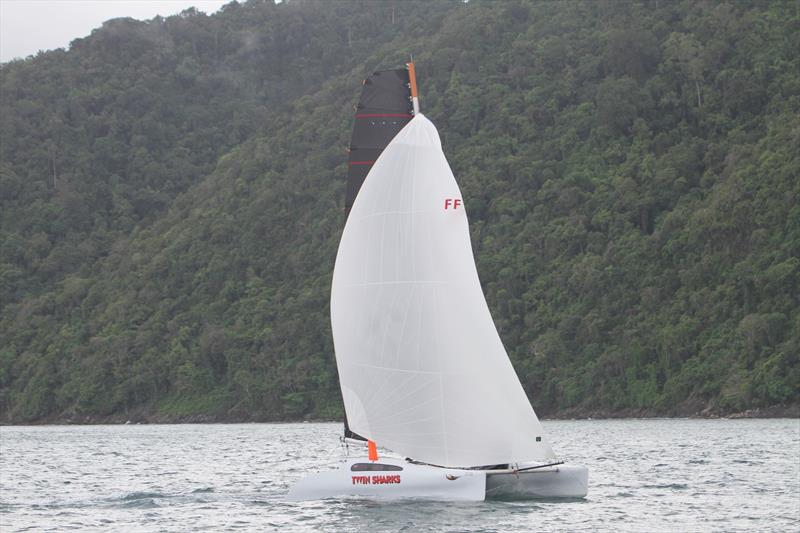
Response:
[369, 373, 436, 416]
[341, 281, 449, 287]
[370, 393, 439, 422]
[393, 286, 414, 370]
[349, 209, 441, 223]
[371, 414, 442, 428]
[347, 361, 462, 376]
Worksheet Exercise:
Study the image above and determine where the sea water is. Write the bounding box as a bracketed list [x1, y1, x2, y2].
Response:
[1, 419, 798, 532]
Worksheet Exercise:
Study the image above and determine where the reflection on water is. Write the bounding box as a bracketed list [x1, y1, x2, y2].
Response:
[1, 419, 798, 531]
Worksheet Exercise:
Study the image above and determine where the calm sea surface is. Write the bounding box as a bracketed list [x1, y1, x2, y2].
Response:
[1, 419, 798, 532]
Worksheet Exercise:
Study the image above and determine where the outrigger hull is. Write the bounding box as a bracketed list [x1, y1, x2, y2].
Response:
[485, 463, 588, 499]
[287, 457, 588, 501]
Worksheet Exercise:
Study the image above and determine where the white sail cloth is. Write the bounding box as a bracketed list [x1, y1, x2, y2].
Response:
[331, 114, 555, 467]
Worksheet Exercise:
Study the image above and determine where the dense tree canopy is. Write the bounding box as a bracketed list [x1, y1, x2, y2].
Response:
[1, 0, 797, 423]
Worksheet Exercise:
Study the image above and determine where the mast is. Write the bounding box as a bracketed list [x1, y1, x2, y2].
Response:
[407, 61, 420, 115]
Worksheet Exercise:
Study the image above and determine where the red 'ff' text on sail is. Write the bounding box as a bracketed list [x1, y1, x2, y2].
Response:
[444, 198, 462, 210]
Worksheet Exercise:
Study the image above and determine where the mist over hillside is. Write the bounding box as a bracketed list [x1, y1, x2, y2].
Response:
[1, 0, 798, 423]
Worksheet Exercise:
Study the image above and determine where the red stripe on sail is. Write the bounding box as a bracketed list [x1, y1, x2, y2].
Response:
[356, 113, 413, 118]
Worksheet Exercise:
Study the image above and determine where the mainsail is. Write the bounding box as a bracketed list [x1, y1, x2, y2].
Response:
[346, 69, 413, 218]
[331, 113, 556, 467]
[342, 68, 413, 440]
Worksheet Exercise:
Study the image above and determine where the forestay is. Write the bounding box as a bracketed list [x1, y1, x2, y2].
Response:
[331, 114, 555, 467]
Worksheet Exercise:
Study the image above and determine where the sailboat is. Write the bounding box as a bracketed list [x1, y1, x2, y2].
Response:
[288, 63, 588, 501]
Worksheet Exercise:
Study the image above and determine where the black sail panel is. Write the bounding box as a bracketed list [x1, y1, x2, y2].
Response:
[343, 68, 412, 441]
[345, 69, 412, 218]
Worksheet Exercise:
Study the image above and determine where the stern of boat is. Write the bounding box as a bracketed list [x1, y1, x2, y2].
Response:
[485, 463, 588, 499]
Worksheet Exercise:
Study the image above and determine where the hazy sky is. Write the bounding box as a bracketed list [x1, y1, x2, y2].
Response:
[0, 0, 229, 62]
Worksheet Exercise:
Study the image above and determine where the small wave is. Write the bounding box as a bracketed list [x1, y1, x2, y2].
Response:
[119, 491, 166, 501]
[643, 483, 689, 490]
[118, 498, 160, 509]
[191, 487, 214, 494]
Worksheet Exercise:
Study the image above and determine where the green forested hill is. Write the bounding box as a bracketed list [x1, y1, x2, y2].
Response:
[1, 0, 798, 423]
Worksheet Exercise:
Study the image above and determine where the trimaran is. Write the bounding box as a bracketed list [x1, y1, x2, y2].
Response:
[288, 63, 588, 501]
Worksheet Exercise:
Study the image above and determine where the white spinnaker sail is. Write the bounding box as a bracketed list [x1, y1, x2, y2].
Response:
[331, 114, 555, 467]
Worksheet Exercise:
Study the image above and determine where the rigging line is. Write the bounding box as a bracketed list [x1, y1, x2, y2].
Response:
[514, 461, 564, 473]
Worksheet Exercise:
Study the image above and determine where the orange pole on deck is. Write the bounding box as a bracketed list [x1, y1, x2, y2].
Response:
[368, 440, 379, 461]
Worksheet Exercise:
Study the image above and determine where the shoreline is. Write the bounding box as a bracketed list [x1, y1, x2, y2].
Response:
[2, 403, 797, 426]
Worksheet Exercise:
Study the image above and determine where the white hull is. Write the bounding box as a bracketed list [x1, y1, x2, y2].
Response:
[486, 463, 588, 499]
[287, 457, 587, 501]
[287, 457, 486, 501]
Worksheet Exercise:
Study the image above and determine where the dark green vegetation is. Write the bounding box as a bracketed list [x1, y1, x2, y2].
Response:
[1, 1, 798, 423]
